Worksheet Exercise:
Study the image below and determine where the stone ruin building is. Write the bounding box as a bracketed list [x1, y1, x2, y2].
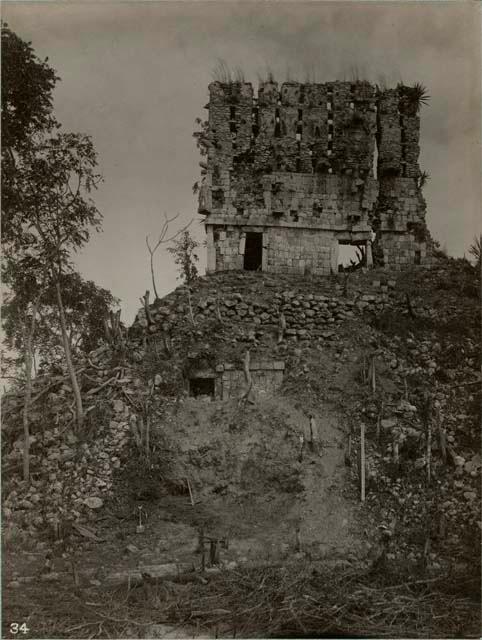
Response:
[197, 79, 434, 275]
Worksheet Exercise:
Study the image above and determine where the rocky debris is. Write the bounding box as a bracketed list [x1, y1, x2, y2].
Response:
[342, 263, 481, 567]
[2, 259, 479, 577]
[2, 345, 139, 542]
[131, 271, 397, 346]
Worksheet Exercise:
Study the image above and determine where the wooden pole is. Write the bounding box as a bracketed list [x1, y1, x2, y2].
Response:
[295, 526, 302, 553]
[424, 392, 433, 484]
[210, 540, 219, 565]
[345, 431, 352, 466]
[371, 355, 377, 394]
[186, 478, 195, 506]
[426, 415, 432, 484]
[376, 400, 383, 443]
[360, 423, 366, 502]
[145, 415, 150, 461]
[439, 418, 447, 464]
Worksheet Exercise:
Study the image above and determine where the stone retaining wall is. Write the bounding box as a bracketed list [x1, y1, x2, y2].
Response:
[217, 361, 285, 399]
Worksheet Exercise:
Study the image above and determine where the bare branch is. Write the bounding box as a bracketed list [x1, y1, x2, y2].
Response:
[145, 215, 194, 299]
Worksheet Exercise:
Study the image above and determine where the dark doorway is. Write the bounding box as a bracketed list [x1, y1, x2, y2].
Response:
[244, 232, 263, 271]
[189, 377, 215, 398]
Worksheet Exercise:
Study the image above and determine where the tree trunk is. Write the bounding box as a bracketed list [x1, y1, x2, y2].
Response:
[150, 252, 159, 299]
[141, 291, 153, 325]
[56, 279, 83, 430]
[22, 298, 41, 484]
[239, 349, 253, 405]
[187, 288, 196, 325]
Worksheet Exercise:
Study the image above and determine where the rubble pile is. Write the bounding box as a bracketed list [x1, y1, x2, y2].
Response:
[345, 264, 480, 568]
[2, 259, 479, 574]
[132, 271, 399, 346]
[2, 347, 139, 541]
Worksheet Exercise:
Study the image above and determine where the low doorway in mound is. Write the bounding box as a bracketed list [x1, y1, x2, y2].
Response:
[189, 377, 215, 399]
[244, 232, 263, 271]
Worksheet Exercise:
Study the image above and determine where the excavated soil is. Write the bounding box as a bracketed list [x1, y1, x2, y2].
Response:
[67, 393, 367, 580]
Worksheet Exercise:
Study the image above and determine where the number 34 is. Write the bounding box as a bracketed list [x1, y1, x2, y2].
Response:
[9, 623, 30, 635]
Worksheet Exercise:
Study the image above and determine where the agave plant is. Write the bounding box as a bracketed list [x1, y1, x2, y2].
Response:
[398, 82, 430, 115]
[411, 82, 430, 109]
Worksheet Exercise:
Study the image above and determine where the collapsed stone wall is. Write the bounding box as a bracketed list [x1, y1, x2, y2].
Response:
[199, 79, 434, 274]
[134, 272, 397, 350]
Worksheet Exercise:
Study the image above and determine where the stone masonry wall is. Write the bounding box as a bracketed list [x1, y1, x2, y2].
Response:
[217, 361, 284, 400]
[200, 79, 433, 273]
[377, 232, 436, 270]
[206, 224, 339, 275]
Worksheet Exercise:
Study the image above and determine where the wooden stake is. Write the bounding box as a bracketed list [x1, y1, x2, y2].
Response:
[376, 400, 384, 443]
[426, 415, 432, 484]
[277, 313, 286, 344]
[215, 293, 223, 324]
[360, 423, 366, 502]
[198, 526, 206, 572]
[186, 478, 195, 506]
[437, 407, 447, 464]
[145, 415, 150, 461]
[295, 526, 302, 553]
[209, 539, 219, 565]
[423, 392, 433, 484]
[345, 432, 352, 466]
[370, 355, 377, 394]
[71, 559, 79, 587]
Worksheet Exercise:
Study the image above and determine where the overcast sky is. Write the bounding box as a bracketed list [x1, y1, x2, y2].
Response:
[4, 1, 481, 323]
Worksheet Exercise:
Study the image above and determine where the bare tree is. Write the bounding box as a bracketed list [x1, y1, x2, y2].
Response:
[146, 213, 193, 299]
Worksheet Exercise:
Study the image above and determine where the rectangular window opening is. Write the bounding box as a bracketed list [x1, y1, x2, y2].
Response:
[414, 250, 421, 265]
[338, 242, 364, 271]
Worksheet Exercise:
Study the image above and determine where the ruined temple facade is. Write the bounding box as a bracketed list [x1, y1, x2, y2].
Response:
[198, 80, 434, 275]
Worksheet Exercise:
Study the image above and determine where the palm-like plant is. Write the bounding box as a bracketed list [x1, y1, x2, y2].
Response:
[398, 82, 430, 115]
[411, 82, 431, 110]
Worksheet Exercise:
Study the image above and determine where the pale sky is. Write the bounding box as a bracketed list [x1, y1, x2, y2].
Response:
[3, 1, 481, 323]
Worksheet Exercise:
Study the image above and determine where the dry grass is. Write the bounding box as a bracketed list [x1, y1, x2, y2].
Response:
[3, 561, 480, 638]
